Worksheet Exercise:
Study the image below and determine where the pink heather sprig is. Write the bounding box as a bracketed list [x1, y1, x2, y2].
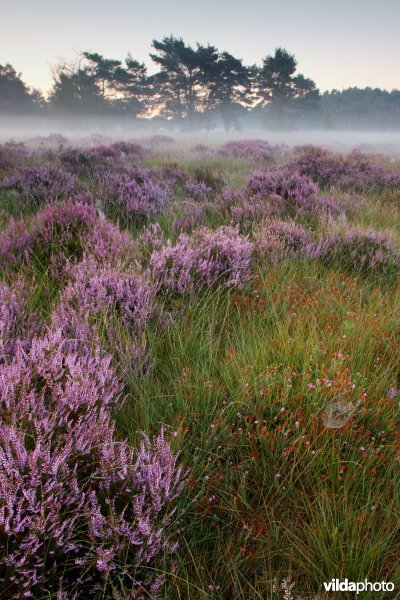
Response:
[138, 222, 164, 256]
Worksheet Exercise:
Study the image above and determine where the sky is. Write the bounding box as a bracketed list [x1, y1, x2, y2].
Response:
[1, 0, 399, 95]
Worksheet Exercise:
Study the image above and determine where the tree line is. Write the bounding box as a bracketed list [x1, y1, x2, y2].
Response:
[1, 36, 400, 130]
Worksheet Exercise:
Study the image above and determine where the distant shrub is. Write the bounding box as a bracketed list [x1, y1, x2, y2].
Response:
[59, 142, 143, 176]
[315, 227, 400, 274]
[217, 139, 286, 163]
[139, 134, 175, 147]
[246, 169, 342, 218]
[287, 147, 400, 191]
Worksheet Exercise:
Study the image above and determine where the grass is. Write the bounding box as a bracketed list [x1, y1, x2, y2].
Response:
[116, 261, 400, 598]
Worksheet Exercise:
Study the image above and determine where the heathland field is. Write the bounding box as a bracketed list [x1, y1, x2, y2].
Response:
[0, 135, 399, 599]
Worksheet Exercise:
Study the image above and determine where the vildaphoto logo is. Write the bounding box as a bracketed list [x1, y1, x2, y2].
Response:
[323, 579, 394, 594]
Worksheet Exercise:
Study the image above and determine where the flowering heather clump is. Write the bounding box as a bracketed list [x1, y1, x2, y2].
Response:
[173, 199, 211, 233]
[0, 218, 34, 269]
[248, 169, 317, 205]
[0, 200, 98, 272]
[60, 142, 143, 176]
[0, 143, 30, 175]
[287, 147, 400, 191]
[97, 168, 169, 221]
[340, 149, 400, 190]
[287, 147, 344, 187]
[185, 178, 213, 199]
[54, 255, 153, 336]
[53, 256, 153, 369]
[150, 234, 195, 295]
[58, 146, 93, 175]
[85, 218, 137, 264]
[254, 220, 314, 262]
[36, 199, 97, 245]
[217, 139, 280, 163]
[193, 226, 254, 288]
[151, 225, 254, 294]
[0, 330, 186, 598]
[0, 280, 39, 363]
[87, 142, 144, 170]
[219, 186, 274, 229]
[247, 169, 342, 218]
[2, 164, 82, 208]
[315, 227, 400, 274]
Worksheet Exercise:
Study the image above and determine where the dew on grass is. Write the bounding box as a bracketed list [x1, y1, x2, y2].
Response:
[321, 399, 360, 429]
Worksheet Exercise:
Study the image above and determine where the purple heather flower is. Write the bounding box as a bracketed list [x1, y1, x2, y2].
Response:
[0, 330, 186, 598]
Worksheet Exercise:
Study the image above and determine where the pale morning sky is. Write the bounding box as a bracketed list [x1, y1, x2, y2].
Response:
[1, 0, 399, 95]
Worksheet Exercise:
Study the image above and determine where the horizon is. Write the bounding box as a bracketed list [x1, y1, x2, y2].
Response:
[1, 0, 399, 95]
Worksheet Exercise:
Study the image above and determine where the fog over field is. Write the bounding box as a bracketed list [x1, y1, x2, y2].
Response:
[2, 116, 400, 155]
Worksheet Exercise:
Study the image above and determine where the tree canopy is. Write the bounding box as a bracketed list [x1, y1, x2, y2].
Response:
[2, 38, 400, 130]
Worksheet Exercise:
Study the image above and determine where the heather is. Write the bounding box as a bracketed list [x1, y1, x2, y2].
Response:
[52, 256, 153, 370]
[0, 139, 400, 598]
[254, 219, 314, 261]
[150, 225, 254, 295]
[288, 147, 400, 191]
[2, 164, 83, 209]
[0, 330, 185, 598]
[218, 139, 288, 163]
[96, 167, 170, 223]
[246, 169, 343, 218]
[0, 280, 38, 362]
[315, 226, 400, 275]
[0, 199, 98, 274]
